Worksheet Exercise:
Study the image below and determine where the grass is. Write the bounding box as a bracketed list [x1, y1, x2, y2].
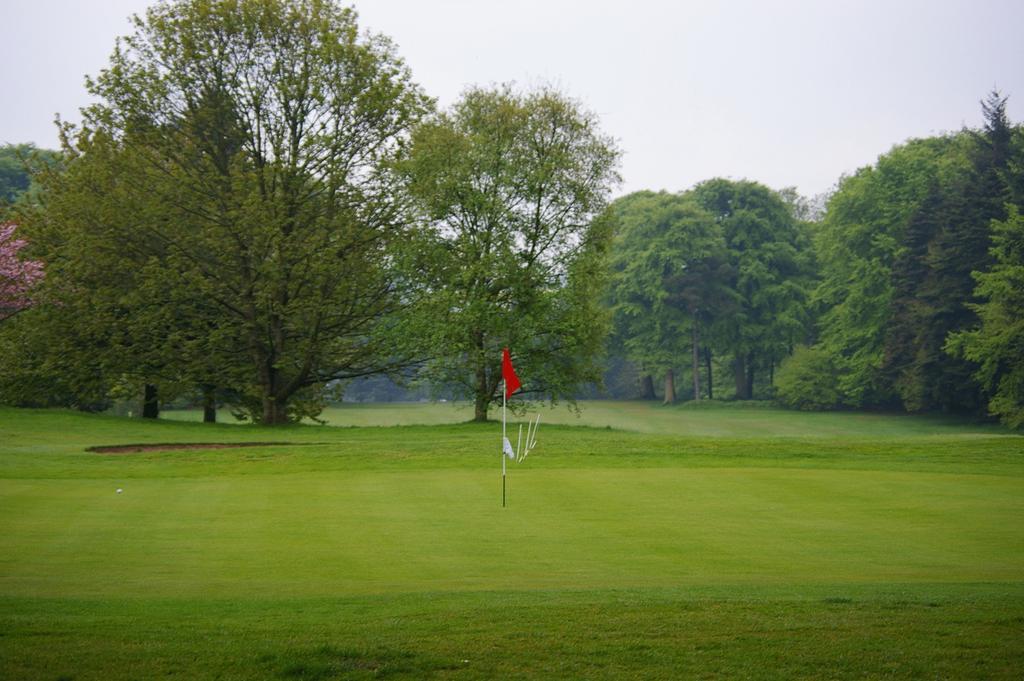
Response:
[162, 399, 1012, 440]
[1, 402, 1023, 678]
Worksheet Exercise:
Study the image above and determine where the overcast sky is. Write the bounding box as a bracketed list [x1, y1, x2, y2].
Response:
[3, 0, 1023, 198]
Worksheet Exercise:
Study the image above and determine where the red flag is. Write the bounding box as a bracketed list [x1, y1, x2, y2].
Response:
[502, 347, 521, 399]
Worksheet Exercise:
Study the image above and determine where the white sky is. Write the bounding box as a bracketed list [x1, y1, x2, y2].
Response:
[2, 0, 1023, 199]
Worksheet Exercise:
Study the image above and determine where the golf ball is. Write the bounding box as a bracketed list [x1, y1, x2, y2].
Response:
[116, 488, 123, 494]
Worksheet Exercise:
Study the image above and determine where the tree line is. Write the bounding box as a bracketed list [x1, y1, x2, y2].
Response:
[603, 91, 1023, 429]
[1, 0, 1021, 428]
[809, 91, 1023, 426]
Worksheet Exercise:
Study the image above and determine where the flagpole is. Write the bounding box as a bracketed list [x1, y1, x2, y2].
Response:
[502, 378, 506, 508]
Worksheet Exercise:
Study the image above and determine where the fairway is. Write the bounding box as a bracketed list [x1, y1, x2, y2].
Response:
[165, 398, 1015, 440]
[2, 403, 1023, 679]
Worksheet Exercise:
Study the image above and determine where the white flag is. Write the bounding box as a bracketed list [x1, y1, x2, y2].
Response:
[502, 437, 516, 460]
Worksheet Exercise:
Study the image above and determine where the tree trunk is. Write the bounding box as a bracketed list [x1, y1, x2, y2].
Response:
[474, 392, 490, 422]
[252, 337, 297, 424]
[142, 384, 159, 419]
[474, 363, 490, 422]
[734, 354, 747, 400]
[663, 369, 676, 405]
[691, 326, 701, 401]
[746, 354, 756, 400]
[261, 396, 288, 424]
[257, 367, 291, 424]
[640, 374, 656, 400]
[705, 348, 714, 400]
[202, 385, 217, 423]
[471, 330, 491, 422]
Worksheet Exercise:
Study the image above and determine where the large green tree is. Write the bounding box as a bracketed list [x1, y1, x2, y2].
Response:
[879, 186, 945, 410]
[17, 131, 227, 418]
[399, 86, 620, 421]
[875, 92, 1017, 413]
[813, 135, 972, 407]
[690, 179, 813, 399]
[20, 0, 430, 423]
[604, 191, 666, 400]
[947, 206, 1024, 428]
[608, 192, 732, 403]
[910, 91, 1015, 413]
[802, 92, 1022, 414]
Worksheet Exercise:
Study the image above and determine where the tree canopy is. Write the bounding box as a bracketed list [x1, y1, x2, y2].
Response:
[605, 180, 813, 404]
[807, 91, 1023, 418]
[947, 206, 1024, 427]
[16, 0, 431, 423]
[399, 85, 620, 421]
[0, 144, 60, 207]
[608, 192, 732, 403]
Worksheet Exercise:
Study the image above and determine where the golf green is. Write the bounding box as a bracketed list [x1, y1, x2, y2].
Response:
[1, 404, 1022, 679]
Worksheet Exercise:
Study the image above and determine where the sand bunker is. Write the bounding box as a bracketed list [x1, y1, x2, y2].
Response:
[87, 442, 293, 454]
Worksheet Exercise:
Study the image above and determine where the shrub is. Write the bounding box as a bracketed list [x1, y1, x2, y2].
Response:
[775, 345, 842, 411]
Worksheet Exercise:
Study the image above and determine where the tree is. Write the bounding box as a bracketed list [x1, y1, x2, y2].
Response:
[0, 302, 116, 411]
[813, 135, 973, 407]
[16, 135, 177, 417]
[774, 345, 841, 411]
[919, 91, 1014, 413]
[608, 193, 732, 403]
[399, 85, 620, 421]
[0, 145, 60, 206]
[880, 186, 944, 410]
[876, 92, 1016, 414]
[947, 207, 1024, 428]
[690, 179, 812, 399]
[667, 244, 734, 402]
[22, 0, 430, 423]
[0, 223, 44, 321]
[606, 192, 682, 402]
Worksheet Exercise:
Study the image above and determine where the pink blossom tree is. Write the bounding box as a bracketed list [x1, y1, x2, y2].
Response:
[0, 222, 45, 321]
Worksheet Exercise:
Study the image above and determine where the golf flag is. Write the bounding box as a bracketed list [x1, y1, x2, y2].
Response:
[502, 347, 521, 399]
